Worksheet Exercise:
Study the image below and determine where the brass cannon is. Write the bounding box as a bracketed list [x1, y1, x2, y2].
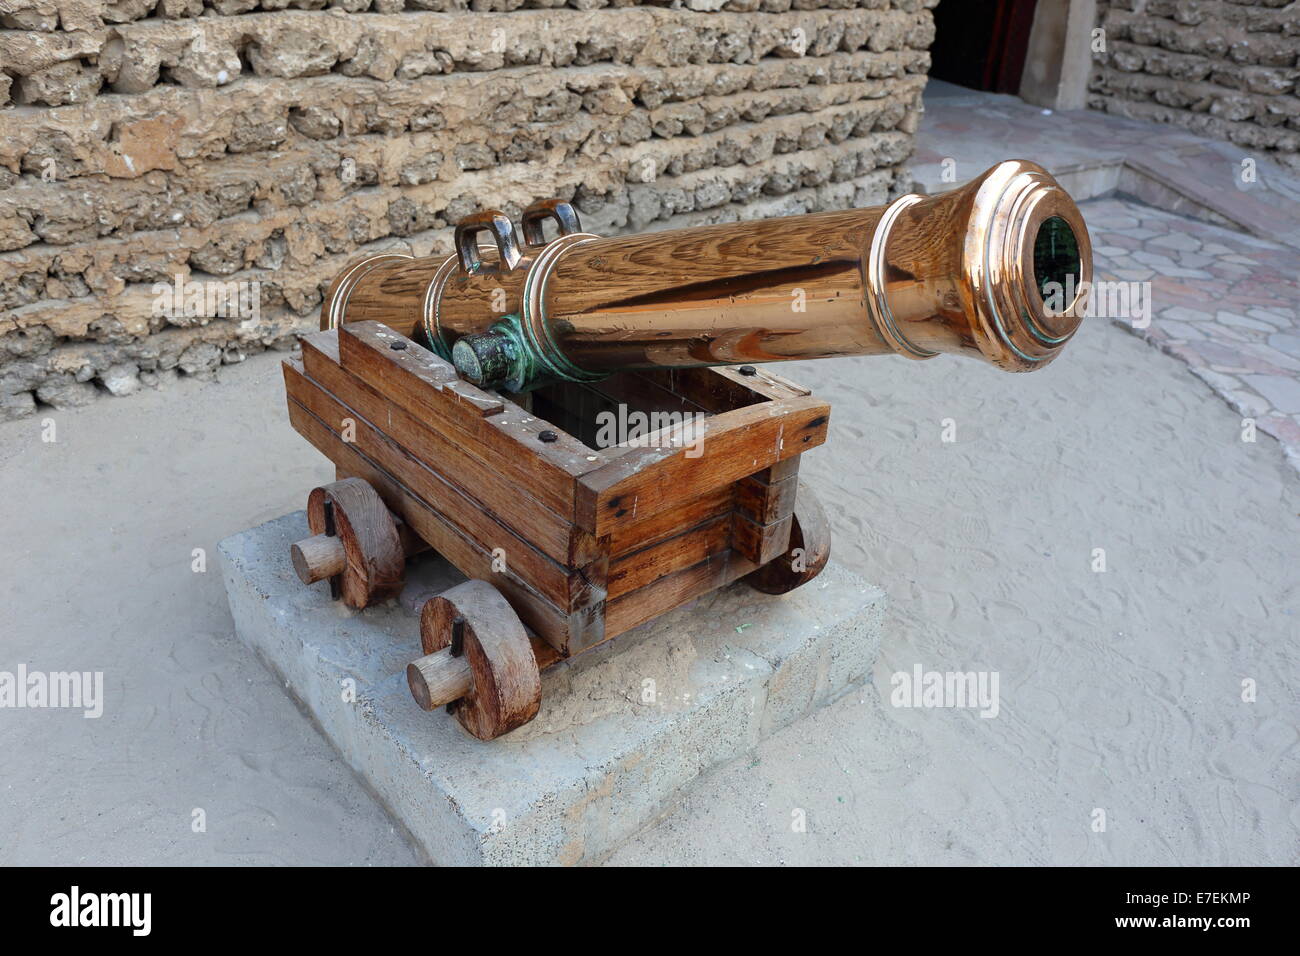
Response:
[321, 159, 1091, 392]
[285, 160, 1091, 739]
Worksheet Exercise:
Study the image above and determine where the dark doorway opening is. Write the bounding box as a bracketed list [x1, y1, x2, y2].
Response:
[928, 0, 1040, 95]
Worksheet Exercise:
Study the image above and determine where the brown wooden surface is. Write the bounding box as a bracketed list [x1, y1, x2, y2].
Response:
[285, 359, 602, 614]
[607, 513, 732, 598]
[337, 322, 609, 518]
[406, 649, 474, 712]
[419, 580, 542, 740]
[734, 472, 800, 524]
[301, 333, 601, 568]
[605, 549, 759, 638]
[290, 533, 346, 585]
[576, 396, 829, 536]
[608, 485, 733, 557]
[284, 361, 598, 653]
[744, 481, 832, 595]
[305, 477, 406, 609]
[730, 511, 794, 566]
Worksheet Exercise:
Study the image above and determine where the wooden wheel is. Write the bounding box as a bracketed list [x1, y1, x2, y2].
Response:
[407, 580, 542, 740]
[745, 481, 831, 595]
[292, 477, 407, 609]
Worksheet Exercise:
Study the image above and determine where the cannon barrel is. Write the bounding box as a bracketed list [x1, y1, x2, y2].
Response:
[321, 160, 1091, 392]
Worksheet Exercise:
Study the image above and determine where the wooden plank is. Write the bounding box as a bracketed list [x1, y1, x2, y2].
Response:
[711, 364, 812, 399]
[576, 396, 830, 536]
[283, 378, 596, 653]
[335, 323, 612, 517]
[730, 511, 794, 565]
[299, 335, 601, 567]
[734, 471, 800, 524]
[285, 359, 603, 615]
[605, 550, 758, 639]
[747, 456, 801, 486]
[609, 485, 733, 557]
[607, 513, 732, 599]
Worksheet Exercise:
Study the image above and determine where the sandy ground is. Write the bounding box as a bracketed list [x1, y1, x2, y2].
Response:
[1, 227, 1297, 865]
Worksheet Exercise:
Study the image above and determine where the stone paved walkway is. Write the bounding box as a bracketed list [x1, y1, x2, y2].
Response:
[914, 81, 1300, 473]
[1086, 197, 1300, 471]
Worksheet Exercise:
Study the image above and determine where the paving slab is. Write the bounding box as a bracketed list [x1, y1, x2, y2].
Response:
[219, 511, 886, 865]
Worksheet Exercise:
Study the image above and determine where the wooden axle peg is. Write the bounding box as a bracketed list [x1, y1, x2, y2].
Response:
[291, 521, 426, 587]
[406, 580, 544, 740]
[295, 477, 422, 609]
[407, 646, 474, 712]
[290, 534, 347, 585]
[745, 481, 832, 595]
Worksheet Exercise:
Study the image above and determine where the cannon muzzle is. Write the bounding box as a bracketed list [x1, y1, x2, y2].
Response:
[322, 160, 1091, 393]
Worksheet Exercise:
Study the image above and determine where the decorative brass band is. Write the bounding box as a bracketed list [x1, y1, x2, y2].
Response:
[319, 253, 413, 331]
[866, 194, 935, 361]
[420, 252, 462, 360]
[519, 232, 604, 384]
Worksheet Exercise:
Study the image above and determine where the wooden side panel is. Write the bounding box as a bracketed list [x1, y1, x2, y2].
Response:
[607, 513, 732, 599]
[604, 550, 759, 639]
[284, 359, 604, 654]
[576, 396, 830, 536]
[285, 385, 595, 654]
[608, 485, 734, 557]
[300, 335, 600, 567]
[335, 323, 611, 519]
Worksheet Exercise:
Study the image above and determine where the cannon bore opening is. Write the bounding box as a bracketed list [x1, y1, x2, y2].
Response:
[1033, 215, 1082, 304]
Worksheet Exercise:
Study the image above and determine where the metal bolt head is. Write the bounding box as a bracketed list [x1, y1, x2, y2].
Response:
[390, 340, 408, 351]
[738, 365, 756, 376]
[539, 430, 559, 443]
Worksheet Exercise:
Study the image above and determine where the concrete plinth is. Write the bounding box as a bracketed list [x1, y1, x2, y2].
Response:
[219, 511, 885, 865]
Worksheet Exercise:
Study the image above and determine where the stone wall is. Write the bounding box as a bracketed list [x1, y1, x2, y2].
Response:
[1089, 0, 1300, 171]
[0, 1, 935, 419]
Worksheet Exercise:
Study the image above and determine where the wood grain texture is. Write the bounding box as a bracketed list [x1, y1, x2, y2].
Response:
[286, 359, 603, 614]
[284, 361, 598, 653]
[744, 481, 832, 595]
[608, 485, 734, 557]
[608, 513, 732, 598]
[419, 580, 542, 740]
[305, 478, 405, 609]
[576, 396, 830, 536]
[735, 471, 800, 525]
[406, 649, 474, 712]
[300, 334, 601, 567]
[605, 549, 759, 639]
[731, 511, 794, 565]
[337, 322, 610, 517]
[290, 533, 346, 585]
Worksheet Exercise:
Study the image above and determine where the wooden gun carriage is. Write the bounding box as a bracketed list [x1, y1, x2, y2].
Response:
[283, 320, 832, 739]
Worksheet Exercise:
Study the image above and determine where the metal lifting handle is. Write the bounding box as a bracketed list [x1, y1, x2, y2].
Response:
[455, 210, 522, 275]
[520, 199, 583, 247]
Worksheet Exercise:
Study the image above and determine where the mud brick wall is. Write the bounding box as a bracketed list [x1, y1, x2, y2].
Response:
[0, 1, 936, 419]
[1089, 0, 1300, 171]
